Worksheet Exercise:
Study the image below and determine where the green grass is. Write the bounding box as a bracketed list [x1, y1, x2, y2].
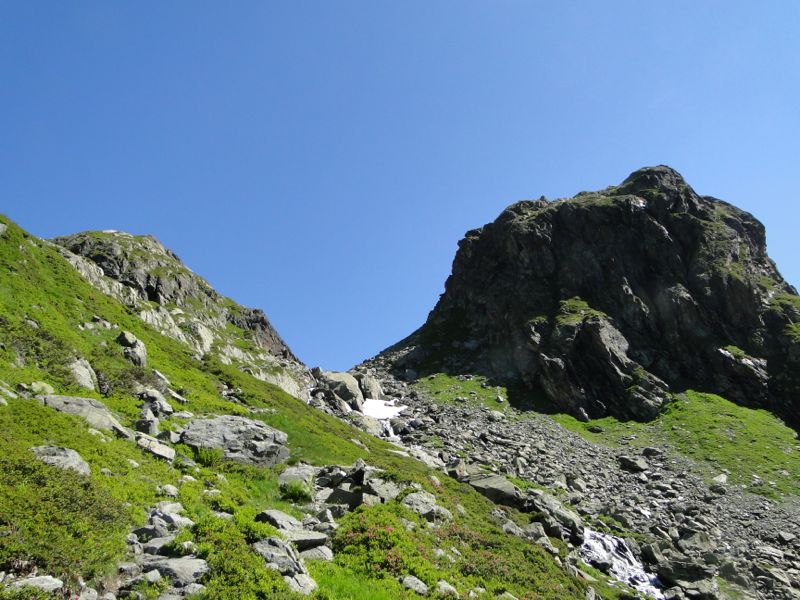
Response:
[414, 372, 508, 411]
[554, 391, 800, 498]
[555, 297, 607, 326]
[722, 345, 751, 360]
[328, 502, 587, 600]
[786, 322, 800, 343]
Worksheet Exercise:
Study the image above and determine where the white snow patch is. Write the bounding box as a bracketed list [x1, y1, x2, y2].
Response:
[361, 399, 407, 420]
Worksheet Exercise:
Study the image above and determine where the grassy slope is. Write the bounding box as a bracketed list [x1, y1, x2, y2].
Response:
[416, 369, 800, 501]
[554, 391, 800, 499]
[0, 215, 590, 599]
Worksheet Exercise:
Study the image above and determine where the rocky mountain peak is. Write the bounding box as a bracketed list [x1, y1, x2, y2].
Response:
[617, 164, 692, 195]
[380, 166, 800, 425]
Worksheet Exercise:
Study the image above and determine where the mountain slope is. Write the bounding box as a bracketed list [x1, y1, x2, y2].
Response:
[0, 215, 591, 600]
[384, 166, 800, 425]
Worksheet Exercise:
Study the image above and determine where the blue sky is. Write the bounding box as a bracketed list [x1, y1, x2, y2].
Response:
[2, 2, 799, 370]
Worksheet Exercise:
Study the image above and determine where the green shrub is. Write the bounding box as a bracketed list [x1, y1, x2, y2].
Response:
[195, 447, 225, 468]
[280, 479, 312, 503]
[0, 444, 128, 585]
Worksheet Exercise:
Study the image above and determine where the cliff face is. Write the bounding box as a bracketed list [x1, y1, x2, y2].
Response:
[389, 166, 800, 423]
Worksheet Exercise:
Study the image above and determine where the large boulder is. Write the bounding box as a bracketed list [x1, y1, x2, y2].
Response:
[401, 491, 452, 522]
[180, 415, 289, 467]
[468, 475, 521, 506]
[116, 330, 147, 367]
[139, 556, 208, 587]
[354, 373, 386, 400]
[68, 358, 98, 391]
[31, 446, 90, 476]
[8, 575, 64, 593]
[37, 395, 131, 438]
[135, 433, 176, 461]
[253, 537, 317, 596]
[317, 371, 364, 411]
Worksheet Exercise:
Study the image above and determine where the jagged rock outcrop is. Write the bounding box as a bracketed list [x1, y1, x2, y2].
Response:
[51, 230, 311, 399]
[384, 166, 800, 423]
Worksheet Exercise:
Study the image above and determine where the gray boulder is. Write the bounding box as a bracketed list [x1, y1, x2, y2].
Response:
[8, 575, 63, 593]
[436, 579, 459, 597]
[363, 472, 403, 503]
[255, 509, 302, 531]
[69, 358, 98, 391]
[31, 445, 90, 476]
[319, 371, 364, 411]
[117, 330, 147, 367]
[300, 546, 333, 561]
[285, 573, 317, 596]
[283, 529, 328, 551]
[403, 574, 428, 595]
[180, 415, 289, 467]
[38, 395, 131, 439]
[136, 433, 176, 461]
[29, 381, 55, 395]
[619, 455, 649, 472]
[468, 475, 520, 505]
[139, 388, 174, 416]
[401, 491, 452, 522]
[253, 536, 317, 595]
[139, 556, 208, 587]
[355, 373, 386, 400]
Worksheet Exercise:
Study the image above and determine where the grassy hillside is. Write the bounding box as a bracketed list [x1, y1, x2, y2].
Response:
[0, 215, 592, 599]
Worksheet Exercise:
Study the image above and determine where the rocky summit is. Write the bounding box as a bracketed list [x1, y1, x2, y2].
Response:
[1, 167, 799, 600]
[384, 166, 800, 424]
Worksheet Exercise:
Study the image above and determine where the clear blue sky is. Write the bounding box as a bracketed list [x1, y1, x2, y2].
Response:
[2, 2, 798, 370]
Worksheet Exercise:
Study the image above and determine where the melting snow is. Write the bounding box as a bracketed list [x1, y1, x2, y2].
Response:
[361, 399, 407, 420]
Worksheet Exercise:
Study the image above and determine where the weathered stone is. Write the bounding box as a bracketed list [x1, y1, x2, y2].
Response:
[618, 455, 649, 473]
[469, 475, 520, 505]
[180, 415, 289, 467]
[136, 433, 175, 461]
[283, 529, 328, 551]
[253, 537, 305, 576]
[116, 331, 147, 367]
[279, 464, 317, 491]
[38, 395, 131, 438]
[355, 373, 386, 400]
[8, 575, 63, 593]
[31, 445, 90, 476]
[318, 371, 364, 411]
[139, 556, 208, 587]
[363, 473, 402, 503]
[69, 358, 98, 391]
[255, 509, 302, 531]
[300, 546, 333, 561]
[285, 573, 317, 596]
[403, 574, 428, 595]
[139, 388, 173, 416]
[401, 491, 452, 522]
[29, 381, 55, 395]
[436, 579, 459, 597]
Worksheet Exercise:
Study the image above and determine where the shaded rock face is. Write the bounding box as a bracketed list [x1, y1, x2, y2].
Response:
[391, 166, 800, 423]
